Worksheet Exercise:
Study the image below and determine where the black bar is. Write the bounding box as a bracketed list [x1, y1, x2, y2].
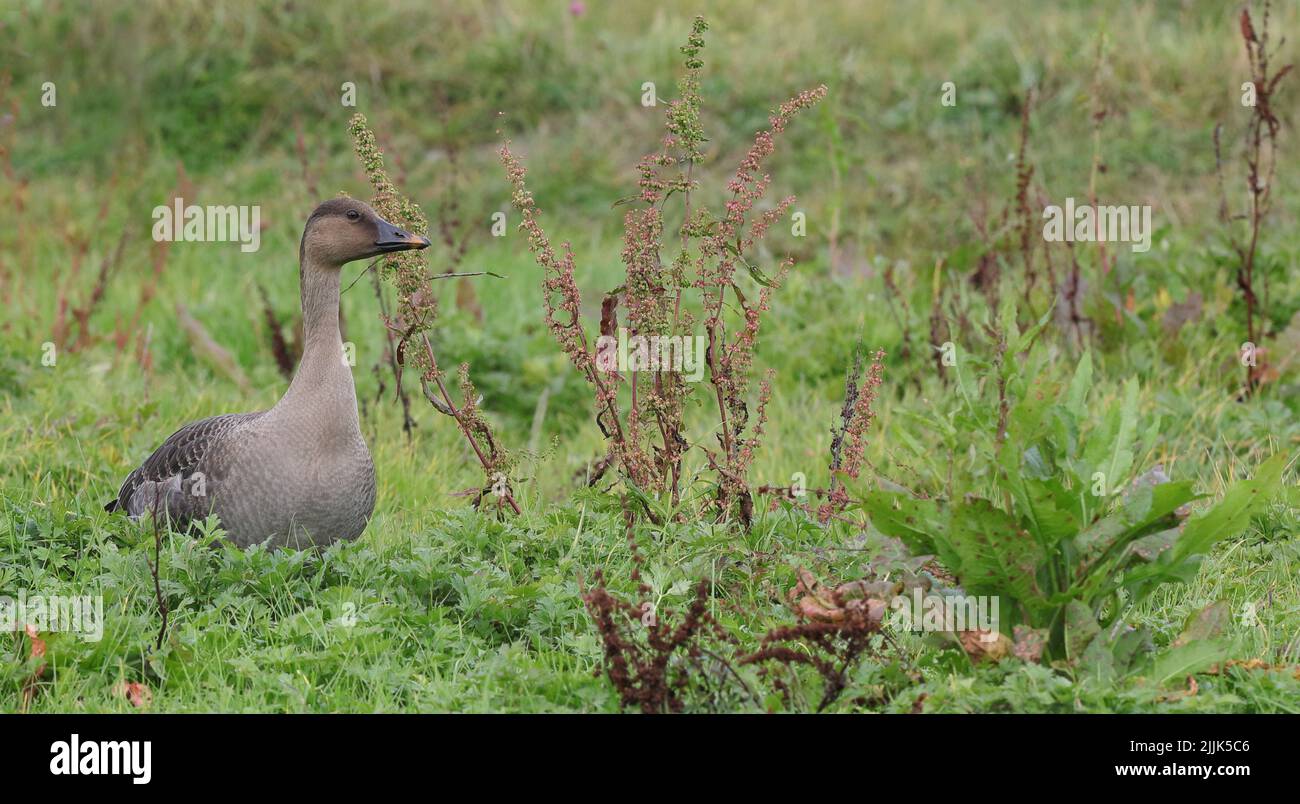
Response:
[1, 714, 1287, 789]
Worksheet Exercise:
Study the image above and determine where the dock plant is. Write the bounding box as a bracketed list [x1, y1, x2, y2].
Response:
[502, 16, 826, 526]
[350, 115, 520, 514]
[862, 305, 1290, 676]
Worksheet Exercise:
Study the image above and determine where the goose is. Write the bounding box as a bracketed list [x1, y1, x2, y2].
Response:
[105, 199, 430, 548]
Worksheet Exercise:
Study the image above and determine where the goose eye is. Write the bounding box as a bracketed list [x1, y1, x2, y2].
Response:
[346, 210, 361, 221]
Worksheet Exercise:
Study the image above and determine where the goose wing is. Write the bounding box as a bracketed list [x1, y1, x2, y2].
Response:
[106, 412, 264, 519]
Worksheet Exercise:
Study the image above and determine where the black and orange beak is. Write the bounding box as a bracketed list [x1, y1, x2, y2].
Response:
[374, 217, 431, 252]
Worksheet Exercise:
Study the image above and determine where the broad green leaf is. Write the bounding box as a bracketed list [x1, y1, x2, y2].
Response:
[1074, 487, 1144, 565]
[1006, 374, 1057, 443]
[1144, 639, 1235, 686]
[1132, 480, 1198, 526]
[1103, 377, 1140, 495]
[1016, 476, 1079, 548]
[1079, 631, 1118, 681]
[1021, 444, 1052, 479]
[1051, 407, 1081, 464]
[996, 440, 1075, 549]
[1064, 600, 1100, 661]
[1123, 527, 1179, 562]
[945, 498, 1044, 602]
[1065, 351, 1093, 419]
[1073, 512, 1129, 563]
[1172, 601, 1230, 647]
[1112, 626, 1154, 674]
[1173, 452, 1288, 562]
[1122, 553, 1204, 597]
[860, 491, 944, 555]
[1074, 476, 1197, 574]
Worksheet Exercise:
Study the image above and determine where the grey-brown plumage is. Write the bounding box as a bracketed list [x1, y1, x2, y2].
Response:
[106, 412, 264, 519]
[106, 199, 429, 548]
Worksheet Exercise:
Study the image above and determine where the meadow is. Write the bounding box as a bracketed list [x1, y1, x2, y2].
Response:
[1, 0, 1298, 713]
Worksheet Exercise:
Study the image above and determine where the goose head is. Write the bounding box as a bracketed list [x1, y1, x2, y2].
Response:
[300, 198, 430, 266]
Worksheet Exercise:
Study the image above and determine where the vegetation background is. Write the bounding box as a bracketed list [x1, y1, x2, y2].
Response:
[1, 0, 1298, 712]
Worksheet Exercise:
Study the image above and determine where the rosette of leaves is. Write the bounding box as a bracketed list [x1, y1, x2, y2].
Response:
[862, 347, 1289, 678]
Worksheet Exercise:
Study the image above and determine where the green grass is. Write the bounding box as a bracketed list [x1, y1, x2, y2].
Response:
[1, 0, 1298, 712]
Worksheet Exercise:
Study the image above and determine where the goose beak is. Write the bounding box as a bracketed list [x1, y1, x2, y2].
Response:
[374, 218, 431, 253]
